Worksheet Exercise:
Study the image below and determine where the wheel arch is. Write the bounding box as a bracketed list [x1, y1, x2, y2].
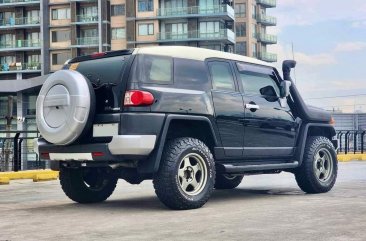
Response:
[137, 114, 220, 174]
[296, 123, 337, 166]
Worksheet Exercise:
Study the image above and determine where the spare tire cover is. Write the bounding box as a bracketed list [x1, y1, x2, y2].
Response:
[36, 70, 94, 145]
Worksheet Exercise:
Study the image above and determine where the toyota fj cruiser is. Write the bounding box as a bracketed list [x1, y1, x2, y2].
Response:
[34, 46, 338, 210]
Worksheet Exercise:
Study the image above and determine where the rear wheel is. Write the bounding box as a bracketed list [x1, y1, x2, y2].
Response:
[215, 174, 243, 189]
[153, 137, 215, 210]
[59, 166, 118, 203]
[295, 136, 338, 193]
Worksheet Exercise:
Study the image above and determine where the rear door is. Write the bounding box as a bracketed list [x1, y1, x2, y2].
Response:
[235, 62, 297, 158]
[208, 61, 245, 157]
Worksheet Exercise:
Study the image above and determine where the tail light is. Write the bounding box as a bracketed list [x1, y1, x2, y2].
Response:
[124, 90, 154, 106]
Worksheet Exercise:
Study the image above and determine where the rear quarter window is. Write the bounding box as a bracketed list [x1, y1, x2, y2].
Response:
[173, 58, 209, 90]
[141, 54, 173, 84]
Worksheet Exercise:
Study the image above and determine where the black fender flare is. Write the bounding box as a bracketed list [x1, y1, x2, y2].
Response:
[296, 123, 337, 166]
[137, 114, 219, 174]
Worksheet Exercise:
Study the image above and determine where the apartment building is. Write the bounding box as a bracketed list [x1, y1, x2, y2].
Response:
[0, 0, 276, 132]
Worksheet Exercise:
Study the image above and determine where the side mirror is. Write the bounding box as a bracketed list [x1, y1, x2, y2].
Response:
[260, 85, 278, 102]
[280, 80, 292, 98]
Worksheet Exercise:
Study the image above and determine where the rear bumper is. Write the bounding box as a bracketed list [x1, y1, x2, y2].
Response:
[34, 135, 156, 161]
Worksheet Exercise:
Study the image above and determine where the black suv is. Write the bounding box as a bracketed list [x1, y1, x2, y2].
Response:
[35, 46, 338, 210]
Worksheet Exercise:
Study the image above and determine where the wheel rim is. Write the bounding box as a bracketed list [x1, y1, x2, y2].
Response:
[313, 148, 333, 183]
[82, 168, 109, 191]
[177, 153, 208, 196]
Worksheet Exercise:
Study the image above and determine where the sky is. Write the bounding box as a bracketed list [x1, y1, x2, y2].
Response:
[267, 0, 366, 113]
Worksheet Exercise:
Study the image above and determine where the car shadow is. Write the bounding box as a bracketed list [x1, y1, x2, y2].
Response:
[26, 187, 304, 213]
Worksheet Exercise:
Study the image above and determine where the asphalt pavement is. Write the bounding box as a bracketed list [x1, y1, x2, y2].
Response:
[0, 162, 365, 241]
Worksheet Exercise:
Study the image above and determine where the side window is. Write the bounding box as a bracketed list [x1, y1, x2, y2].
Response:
[236, 62, 280, 96]
[174, 58, 209, 90]
[239, 71, 280, 96]
[209, 62, 235, 91]
[142, 55, 173, 83]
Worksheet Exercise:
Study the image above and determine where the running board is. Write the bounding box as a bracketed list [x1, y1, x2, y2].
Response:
[222, 161, 299, 174]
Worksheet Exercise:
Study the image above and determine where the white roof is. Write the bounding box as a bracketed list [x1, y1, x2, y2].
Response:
[134, 46, 273, 67]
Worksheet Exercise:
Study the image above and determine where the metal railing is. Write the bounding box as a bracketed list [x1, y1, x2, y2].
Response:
[256, 33, 277, 44]
[75, 15, 98, 23]
[257, 51, 277, 62]
[0, 0, 39, 4]
[257, 0, 276, 7]
[0, 16, 40, 26]
[336, 130, 366, 154]
[0, 62, 41, 72]
[75, 37, 99, 45]
[157, 4, 234, 18]
[157, 29, 235, 42]
[0, 39, 41, 49]
[0, 130, 43, 172]
[257, 14, 277, 25]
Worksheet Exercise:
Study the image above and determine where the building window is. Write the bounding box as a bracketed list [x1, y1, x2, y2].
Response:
[138, 0, 153, 12]
[112, 28, 126, 39]
[200, 21, 220, 33]
[138, 23, 154, 35]
[235, 3, 246, 17]
[111, 4, 125, 16]
[235, 42, 247, 56]
[252, 23, 257, 38]
[235, 22, 246, 37]
[252, 43, 257, 57]
[51, 30, 70, 42]
[252, 4, 256, 19]
[52, 52, 71, 65]
[51, 8, 71, 20]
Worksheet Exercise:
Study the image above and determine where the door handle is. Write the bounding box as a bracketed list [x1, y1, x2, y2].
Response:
[245, 103, 260, 111]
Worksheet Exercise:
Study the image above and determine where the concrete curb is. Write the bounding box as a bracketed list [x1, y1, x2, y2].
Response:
[0, 170, 59, 185]
[338, 154, 366, 162]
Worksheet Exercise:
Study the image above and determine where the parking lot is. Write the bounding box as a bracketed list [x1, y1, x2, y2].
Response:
[0, 162, 365, 241]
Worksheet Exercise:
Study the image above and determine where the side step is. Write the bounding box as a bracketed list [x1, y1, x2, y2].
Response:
[221, 161, 299, 174]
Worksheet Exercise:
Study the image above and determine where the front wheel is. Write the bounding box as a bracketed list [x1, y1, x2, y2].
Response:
[295, 136, 338, 193]
[153, 137, 215, 210]
[59, 166, 118, 203]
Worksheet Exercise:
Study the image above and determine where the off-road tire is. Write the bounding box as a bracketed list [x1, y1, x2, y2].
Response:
[60, 167, 118, 203]
[215, 174, 243, 189]
[153, 137, 215, 210]
[295, 136, 338, 193]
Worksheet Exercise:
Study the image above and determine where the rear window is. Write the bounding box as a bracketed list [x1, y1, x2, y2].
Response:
[141, 54, 173, 83]
[69, 55, 129, 85]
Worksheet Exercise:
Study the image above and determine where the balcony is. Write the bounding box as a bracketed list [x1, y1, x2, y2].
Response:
[155, 28, 235, 44]
[0, 39, 41, 52]
[73, 15, 98, 24]
[257, 14, 277, 26]
[0, 0, 40, 7]
[0, 62, 41, 74]
[257, 0, 276, 8]
[256, 33, 277, 44]
[258, 52, 277, 62]
[154, 4, 235, 21]
[71, 37, 98, 47]
[0, 16, 40, 29]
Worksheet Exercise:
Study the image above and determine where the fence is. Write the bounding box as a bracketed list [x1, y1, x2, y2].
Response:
[336, 130, 366, 154]
[0, 130, 46, 172]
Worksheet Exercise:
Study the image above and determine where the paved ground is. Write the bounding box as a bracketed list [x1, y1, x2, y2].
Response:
[0, 162, 365, 241]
